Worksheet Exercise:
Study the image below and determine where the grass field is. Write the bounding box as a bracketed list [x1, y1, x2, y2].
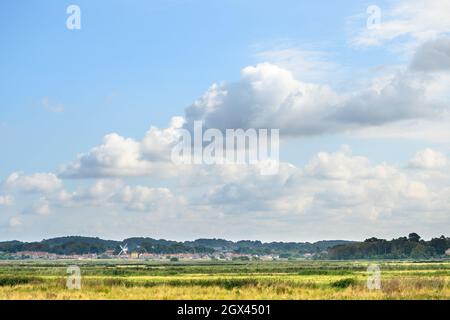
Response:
[0, 260, 448, 300]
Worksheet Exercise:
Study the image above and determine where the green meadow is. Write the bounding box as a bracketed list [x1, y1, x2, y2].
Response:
[0, 260, 448, 300]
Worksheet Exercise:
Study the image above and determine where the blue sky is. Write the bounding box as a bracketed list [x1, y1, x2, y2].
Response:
[1, 0, 449, 241]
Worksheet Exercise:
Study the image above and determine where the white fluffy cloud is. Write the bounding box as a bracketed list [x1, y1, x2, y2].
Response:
[303, 145, 376, 180]
[59, 133, 151, 178]
[55, 38, 450, 181]
[409, 148, 448, 169]
[49, 179, 181, 215]
[4, 13, 450, 239]
[60, 179, 124, 207]
[4, 172, 62, 193]
[120, 185, 179, 212]
[202, 146, 447, 227]
[3, 146, 449, 240]
[185, 63, 339, 135]
[184, 63, 446, 136]
[59, 118, 184, 178]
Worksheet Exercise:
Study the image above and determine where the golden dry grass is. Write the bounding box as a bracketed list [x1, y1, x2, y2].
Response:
[0, 260, 448, 300]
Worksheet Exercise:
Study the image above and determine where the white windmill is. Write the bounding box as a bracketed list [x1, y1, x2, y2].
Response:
[118, 243, 128, 257]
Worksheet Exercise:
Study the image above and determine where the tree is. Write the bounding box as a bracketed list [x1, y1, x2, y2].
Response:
[364, 237, 387, 243]
[429, 236, 448, 255]
[408, 233, 421, 242]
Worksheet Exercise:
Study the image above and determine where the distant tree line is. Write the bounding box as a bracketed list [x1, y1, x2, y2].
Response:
[0, 236, 352, 256]
[4, 234, 447, 258]
[328, 233, 450, 260]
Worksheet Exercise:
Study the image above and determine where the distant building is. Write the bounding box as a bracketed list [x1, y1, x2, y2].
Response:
[446, 248, 450, 256]
[260, 255, 274, 261]
[104, 250, 115, 256]
[138, 253, 154, 260]
[14, 251, 58, 260]
[130, 252, 139, 259]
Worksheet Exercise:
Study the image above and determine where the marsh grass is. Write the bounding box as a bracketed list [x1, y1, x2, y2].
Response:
[0, 260, 447, 300]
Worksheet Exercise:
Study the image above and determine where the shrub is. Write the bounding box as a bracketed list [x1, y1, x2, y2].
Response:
[0, 276, 43, 286]
[331, 278, 357, 289]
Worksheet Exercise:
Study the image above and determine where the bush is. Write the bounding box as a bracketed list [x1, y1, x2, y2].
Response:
[0, 276, 43, 286]
[331, 278, 357, 289]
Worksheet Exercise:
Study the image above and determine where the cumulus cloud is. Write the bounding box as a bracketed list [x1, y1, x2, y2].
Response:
[205, 161, 295, 213]
[120, 185, 178, 212]
[298, 150, 426, 214]
[185, 63, 337, 135]
[331, 71, 434, 126]
[4, 172, 62, 194]
[205, 146, 442, 222]
[22, 146, 449, 226]
[59, 118, 184, 178]
[59, 133, 151, 178]
[53, 64, 446, 183]
[409, 148, 448, 169]
[56, 44, 450, 180]
[5, 27, 450, 239]
[3, 145, 450, 240]
[303, 145, 376, 180]
[184, 63, 445, 136]
[61, 179, 124, 206]
[49, 179, 182, 215]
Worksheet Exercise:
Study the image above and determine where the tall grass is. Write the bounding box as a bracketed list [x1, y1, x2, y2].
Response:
[0, 260, 447, 300]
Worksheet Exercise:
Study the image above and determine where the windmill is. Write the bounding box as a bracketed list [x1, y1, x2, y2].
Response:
[118, 243, 128, 257]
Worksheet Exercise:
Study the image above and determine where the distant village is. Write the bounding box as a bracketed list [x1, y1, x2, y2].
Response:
[1, 234, 448, 261]
[4, 250, 317, 261]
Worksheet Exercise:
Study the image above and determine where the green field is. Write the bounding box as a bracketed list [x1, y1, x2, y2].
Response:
[0, 260, 448, 300]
